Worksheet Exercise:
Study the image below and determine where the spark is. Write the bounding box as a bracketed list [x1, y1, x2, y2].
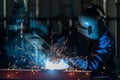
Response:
[44, 59, 69, 70]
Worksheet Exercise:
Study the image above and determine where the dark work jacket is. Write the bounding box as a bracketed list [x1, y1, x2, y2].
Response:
[65, 30, 116, 77]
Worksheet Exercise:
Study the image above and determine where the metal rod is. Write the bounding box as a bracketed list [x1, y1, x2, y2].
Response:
[103, 0, 107, 14]
[36, 0, 39, 17]
[3, 0, 6, 29]
[115, 0, 119, 60]
[23, 0, 28, 11]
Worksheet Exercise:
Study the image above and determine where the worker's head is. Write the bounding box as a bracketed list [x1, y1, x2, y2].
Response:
[78, 4, 106, 39]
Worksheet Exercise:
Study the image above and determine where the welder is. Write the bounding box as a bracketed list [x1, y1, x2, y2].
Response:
[62, 4, 117, 79]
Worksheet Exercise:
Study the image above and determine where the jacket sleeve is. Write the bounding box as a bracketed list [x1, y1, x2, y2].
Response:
[87, 31, 115, 70]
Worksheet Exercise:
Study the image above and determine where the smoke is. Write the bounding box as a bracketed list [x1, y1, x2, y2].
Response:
[5, 33, 69, 69]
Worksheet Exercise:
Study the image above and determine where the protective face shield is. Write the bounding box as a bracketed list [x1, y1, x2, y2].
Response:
[78, 5, 106, 40]
[78, 15, 98, 39]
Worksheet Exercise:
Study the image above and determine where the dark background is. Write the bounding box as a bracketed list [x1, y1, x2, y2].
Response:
[0, 0, 120, 78]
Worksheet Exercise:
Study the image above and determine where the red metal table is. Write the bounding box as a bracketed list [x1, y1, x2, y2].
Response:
[0, 69, 91, 80]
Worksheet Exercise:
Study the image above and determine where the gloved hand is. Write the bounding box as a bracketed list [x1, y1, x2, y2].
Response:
[68, 57, 88, 69]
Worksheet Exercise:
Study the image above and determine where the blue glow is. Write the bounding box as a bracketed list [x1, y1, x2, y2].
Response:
[99, 35, 107, 41]
[99, 31, 112, 49]
[99, 39, 111, 48]
[5, 32, 71, 69]
[99, 31, 108, 40]
[88, 65, 92, 70]
[108, 43, 112, 47]
[91, 61, 97, 69]
[97, 49, 108, 54]
[30, 19, 48, 35]
[97, 31, 112, 54]
[8, 14, 48, 36]
[70, 58, 88, 69]
[99, 38, 110, 45]
[5, 33, 47, 67]
[76, 58, 88, 69]
[88, 31, 114, 70]
[78, 15, 99, 39]
[95, 55, 102, 62]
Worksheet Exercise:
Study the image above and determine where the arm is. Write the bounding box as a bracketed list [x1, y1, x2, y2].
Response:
[69, 31, 115, 70]
[87, 31, 115, 70]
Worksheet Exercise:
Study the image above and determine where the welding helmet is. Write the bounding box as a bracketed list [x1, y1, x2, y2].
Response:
[78, 4, 106, 39]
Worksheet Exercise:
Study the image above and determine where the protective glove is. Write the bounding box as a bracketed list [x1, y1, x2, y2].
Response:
[69, 57, 88, 69]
